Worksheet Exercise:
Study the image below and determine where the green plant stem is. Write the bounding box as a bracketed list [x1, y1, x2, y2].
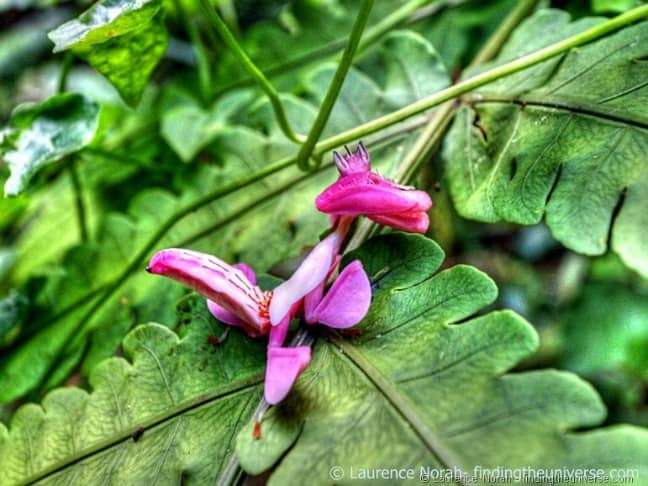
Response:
[172, 0, 211, 104]
[295, 0, 374, 171]
[217, 0, 239, 35]
[177, 120, 423, 249]
[316, 4, 648, 151]
[177, 168, 330, 248]
[346, 0, 542, 251]
[57, 52, 91, 243]
[198, 0, 305, 143]
[82, 147, 149, 167]
[78, 156, 293, 312]
[69, 161, 88, 242]
[57, 52, 73, 93]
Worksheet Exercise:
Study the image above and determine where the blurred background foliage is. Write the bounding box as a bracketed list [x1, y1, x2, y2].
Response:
[0, 0, 646, 432]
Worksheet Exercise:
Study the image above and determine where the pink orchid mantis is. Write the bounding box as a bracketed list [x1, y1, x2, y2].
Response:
[316, 143, 433, 234]
[146, 142, 433, 408]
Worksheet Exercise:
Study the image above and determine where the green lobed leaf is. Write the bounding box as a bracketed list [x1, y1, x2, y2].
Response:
[443, 9, 648, 277]
[3, 234, 647, 484]
[1, 93, 99, 196]
[48, 0, 169, 105]
[238, 233, 648, 484]
[0, 295, 266, 485]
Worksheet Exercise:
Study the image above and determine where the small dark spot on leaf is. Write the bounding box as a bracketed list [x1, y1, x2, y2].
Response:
[509, 158, 518, 181]
[132, 427, 144, 442]
[287, 219, 298, 240]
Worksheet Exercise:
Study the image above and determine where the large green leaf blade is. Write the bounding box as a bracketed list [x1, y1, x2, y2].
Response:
[443, 9, 648, 276]
[1, 93, 99, 196]
[238, 234, 648, 484]
[0, 297, 266, 486]
[48, 0, 168, 105]
[2, 235, 647, 484]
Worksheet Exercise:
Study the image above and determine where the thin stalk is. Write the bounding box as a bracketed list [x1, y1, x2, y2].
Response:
[78, 156, 294, 317]
[57, 52, 90, 243]
[199, 0, 305, 143]
[69, 161, 89, 242]
[57, 52, 73, 93]
[215, 326, 315, 486]
[177, 121, 425, 250]
[82, 147, 149, 167]
[177, 167, 331, 248]
[172, 0, 211, 104]
[217, 0, 239, 35]
[315, 4, 648, 151]
[295, 0, 374, 171]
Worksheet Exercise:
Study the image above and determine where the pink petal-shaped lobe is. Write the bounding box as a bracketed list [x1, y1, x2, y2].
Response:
[368, 211, 430, 234]
[206, 300, 245, 327]
[264, 346, 311, 404]
[147, 249, 269, 335]
[304, 281, 325, 324]
[269, 231, 342, 325]
[316, 172, 432, 216]
[310, 260, 371, 328]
